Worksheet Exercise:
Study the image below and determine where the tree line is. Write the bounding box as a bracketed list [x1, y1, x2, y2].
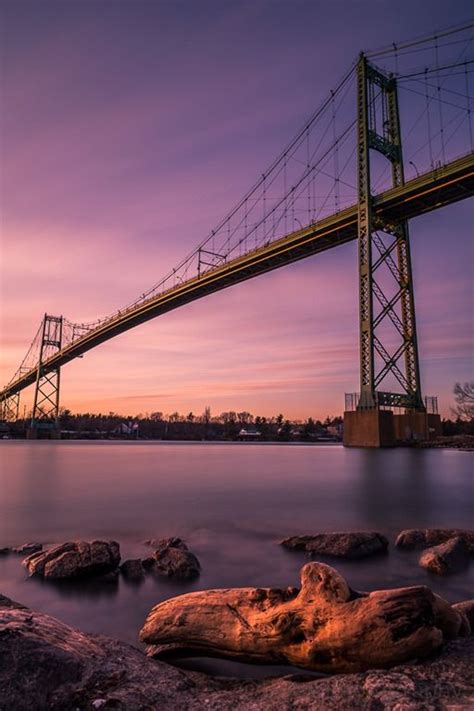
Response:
[57, 408, 343, 440]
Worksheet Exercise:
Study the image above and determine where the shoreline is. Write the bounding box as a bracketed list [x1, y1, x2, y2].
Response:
[1, 592, 474, 710]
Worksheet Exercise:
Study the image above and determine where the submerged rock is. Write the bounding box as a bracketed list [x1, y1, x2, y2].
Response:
[1, 592, 474, 710]
[395, 528, 474, 552]
[23, 540, 120, 580]
[280, 531, 389, 559]
[140, 561, 464, 674]
[419, 536, 470, 575]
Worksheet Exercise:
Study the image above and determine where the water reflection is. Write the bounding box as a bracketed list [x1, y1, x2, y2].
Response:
[34, 575, 120, 600]
[356, 448, 432, 529]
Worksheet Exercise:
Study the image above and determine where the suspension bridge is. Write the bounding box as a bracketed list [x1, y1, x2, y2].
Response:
[1, 24, 473, 445]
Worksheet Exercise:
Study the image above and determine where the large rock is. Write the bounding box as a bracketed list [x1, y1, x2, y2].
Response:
[419, 536, 470, 575]
[140, 561, 464, 674]
[1, 593, 474, 710]
[281, 531, 388, 559]
[395, 528, 474, 552]
[148, 538, 200, 580]
[23, 540, 120, 580]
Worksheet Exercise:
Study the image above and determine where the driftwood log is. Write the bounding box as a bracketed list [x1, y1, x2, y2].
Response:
[140, 562, 466, 673]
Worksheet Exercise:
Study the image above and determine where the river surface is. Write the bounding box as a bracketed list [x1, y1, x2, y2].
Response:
[0, 441, 472, 677]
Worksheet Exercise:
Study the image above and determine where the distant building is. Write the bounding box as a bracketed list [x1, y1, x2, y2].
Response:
[238, 427, 261, 440]
[326, 423, 343, 439]
[0, 422, 10, 439]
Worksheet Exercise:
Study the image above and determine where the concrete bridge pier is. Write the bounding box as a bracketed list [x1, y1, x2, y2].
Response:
[343, 409, 441, 448]
[26, 424, 61, 440]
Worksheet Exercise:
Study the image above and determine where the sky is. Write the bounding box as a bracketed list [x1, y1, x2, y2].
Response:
[0, 0, 473, 420]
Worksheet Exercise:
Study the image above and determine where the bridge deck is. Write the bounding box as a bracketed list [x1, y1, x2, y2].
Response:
[2, 153, 473, 401]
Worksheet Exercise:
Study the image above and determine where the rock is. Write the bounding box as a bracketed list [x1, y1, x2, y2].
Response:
[2, 593, 474, 710]
[453, 600, 474, 633]
[13, 542, 43, 555]
[145, 536, 188, 551]
[0, 593, 195, 710]
[0, 543, 43, 555]
[145, 538, 200, 580]
[120, 558, 144, 581]
[395, 528, 474, 552]
[22, 540, 120, 580]
[152, 546, 200, 580]
[419, 537, 470, 575]
[281, 531, 389, 559]
[433, 593, 470, 638]
[142, 556, 156, 570]
[140, 561, 463, 673]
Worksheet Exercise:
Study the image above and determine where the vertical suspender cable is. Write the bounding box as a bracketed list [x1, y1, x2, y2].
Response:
[331, 90, 340, 211]
[262, 173, 266, 246]
[244, 197, 248, 247]
[425, 67, 434, 168]
[306, 127, 311, 222]
[435, 36, 446, 165]
[465, 61, 473, 152]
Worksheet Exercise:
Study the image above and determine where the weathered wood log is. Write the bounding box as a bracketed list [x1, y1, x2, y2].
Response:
[140, 562, 463, 673]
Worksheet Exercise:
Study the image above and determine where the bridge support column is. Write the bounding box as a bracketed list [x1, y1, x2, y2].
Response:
[30, 314, 63, 440]
[345, 54, 427, 447]
[1, 392, 20, 422]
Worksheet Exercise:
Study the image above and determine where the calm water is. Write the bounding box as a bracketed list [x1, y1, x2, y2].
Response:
[0, 441, 472, 677]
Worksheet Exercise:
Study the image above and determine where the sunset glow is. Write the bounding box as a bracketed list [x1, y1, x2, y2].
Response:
[1, 1, 472, 420]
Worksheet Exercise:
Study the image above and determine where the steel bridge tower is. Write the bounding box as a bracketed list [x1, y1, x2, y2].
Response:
[27, 314, 63, 439]
[1, 392, 20, 423]
[344, 54, 440, 446]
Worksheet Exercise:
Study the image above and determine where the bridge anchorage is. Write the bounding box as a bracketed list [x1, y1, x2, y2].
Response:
[343, 54, 441, 447]
[1, 26, 473, 445]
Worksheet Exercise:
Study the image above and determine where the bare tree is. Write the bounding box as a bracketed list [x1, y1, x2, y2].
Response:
[452, 381, 474, 420]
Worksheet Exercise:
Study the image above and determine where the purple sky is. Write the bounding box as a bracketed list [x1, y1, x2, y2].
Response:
[1, 0, 473, 419]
